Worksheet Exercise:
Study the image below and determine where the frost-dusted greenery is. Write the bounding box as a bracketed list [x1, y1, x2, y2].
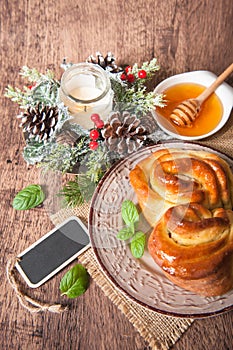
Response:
[110, 58, 164, 115]
[5, 66, 59, 108]
[37, 140, 88, 174]
[5, 58, 164, 207]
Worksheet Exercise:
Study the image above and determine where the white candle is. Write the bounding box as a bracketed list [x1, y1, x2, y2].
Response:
[70, 87, 102, 100]
[59, 63, 113, 129]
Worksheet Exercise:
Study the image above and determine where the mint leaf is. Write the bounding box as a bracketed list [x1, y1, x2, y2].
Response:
[130, 231, 146, 258]
[60, 264, 89, 299]
[12, 184, 45, 210]
[116, 226, 134, 240]
[121, 200, 139, 226]
[117, 200, 146, 259]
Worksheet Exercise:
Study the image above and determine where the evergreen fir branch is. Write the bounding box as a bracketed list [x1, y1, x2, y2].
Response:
[132, 58, 160, 85]
[110, 75, 127, 105]
[67, 122, 89, 137]
[23, 141, 48, 165]
[58, 145, 119, 208]
[130, 88, 165, 114]
[141, 58, 160, 74]
[5, 66, 61, 109]
[83, 144, 112, 183]
[37, 137, 89, 173]
[110, 58, 164, 116]
[31, 80, 60, 107]
[112, 83, 164, 115]
[20, 66, 42, 82]
[58, 178, 85, 207]
[37, 144, 78, 173]
[5, 85, 32, 107]
[20, 66, 54, 83]
[55, 103, 73, 134]
[77, 174, 96, 198]
[58, 175, 96, 208]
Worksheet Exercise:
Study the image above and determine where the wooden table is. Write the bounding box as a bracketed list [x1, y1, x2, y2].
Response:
[1, 1, 233, 349]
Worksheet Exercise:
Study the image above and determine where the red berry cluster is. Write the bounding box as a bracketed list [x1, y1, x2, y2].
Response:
[120, 65, 147, 83]
[89, 114, 104, 150]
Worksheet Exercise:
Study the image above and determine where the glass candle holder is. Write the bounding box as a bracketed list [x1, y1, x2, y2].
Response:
[59, 63, 113, 129]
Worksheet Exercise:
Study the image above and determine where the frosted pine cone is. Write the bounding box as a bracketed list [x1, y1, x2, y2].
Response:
[102, 111, 154, 155]
[87, 52, 122, 73]
[17, 104, 59, 142]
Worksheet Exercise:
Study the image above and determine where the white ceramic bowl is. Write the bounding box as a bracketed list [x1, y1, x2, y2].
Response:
[153, 70, 233, 140]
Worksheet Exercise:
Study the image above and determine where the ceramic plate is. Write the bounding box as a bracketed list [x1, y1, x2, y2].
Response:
[89, 142, 233, 318]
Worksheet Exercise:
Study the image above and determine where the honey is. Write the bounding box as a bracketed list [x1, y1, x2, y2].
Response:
[156, 83, 223, 137]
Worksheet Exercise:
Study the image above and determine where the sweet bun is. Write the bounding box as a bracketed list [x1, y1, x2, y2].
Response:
[148, 204, 233, 296]
[129, 148, 233, 296]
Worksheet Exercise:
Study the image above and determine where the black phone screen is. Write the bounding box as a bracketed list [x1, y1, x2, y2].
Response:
[17, 219, 90, 285]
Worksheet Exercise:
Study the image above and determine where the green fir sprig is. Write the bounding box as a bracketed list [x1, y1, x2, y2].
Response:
[59, 175, 96, 208]
[82, 143, 114, 183]
[110, 58, 164, 115]
[131, 58, 160, 83]
[5, 66, 60, 108]
[37, 137, 88, 173]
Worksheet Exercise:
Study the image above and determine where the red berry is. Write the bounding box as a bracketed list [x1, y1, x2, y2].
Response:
[28, 82, 36, 90]
[89, 141, 99, 150]
[95, 119, 104, 129]
[89, 129, 100, 141]
[138, 70, 147, 79]
[125, 66, 132, 74]
[127, 73, 135, 83]
[120, 73, 127, 81]
[91, 113, 100, 123]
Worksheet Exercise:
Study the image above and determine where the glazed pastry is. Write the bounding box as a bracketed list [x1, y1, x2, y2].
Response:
[129, 148, 233, 296]
[148, 204, 233, 296]
[129, 148, 233, 226]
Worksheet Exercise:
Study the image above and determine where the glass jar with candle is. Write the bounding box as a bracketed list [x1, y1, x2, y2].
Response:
[59, 63, 113, 129]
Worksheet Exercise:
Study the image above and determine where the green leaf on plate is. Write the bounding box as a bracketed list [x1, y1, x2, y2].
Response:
[12, 184, 45, 210]
[116, 226, 134, 240]
[121, 200, 139, 226]
[60, 264, 89, 299]
[130, 231, 146, 259]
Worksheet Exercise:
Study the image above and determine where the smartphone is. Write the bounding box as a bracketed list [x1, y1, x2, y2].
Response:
[15, 216, 90, 288]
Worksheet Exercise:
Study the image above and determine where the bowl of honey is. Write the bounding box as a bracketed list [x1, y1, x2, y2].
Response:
[153, 70, 233, 140]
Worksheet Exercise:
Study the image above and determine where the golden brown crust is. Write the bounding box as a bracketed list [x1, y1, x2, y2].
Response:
[129, 148, 233, 296]
[148, 204, 233, 296]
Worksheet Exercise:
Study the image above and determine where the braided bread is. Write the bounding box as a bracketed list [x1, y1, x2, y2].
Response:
[129, 148, 233, 296]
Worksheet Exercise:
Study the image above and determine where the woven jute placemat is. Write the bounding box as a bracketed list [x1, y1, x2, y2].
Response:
[52, 206, 193, 350]
[51, 118, 232, 349]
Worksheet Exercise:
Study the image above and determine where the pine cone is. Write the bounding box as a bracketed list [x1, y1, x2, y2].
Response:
[17, 104, 59, 142]
[102, 111, 153, 155]
[56, 129, 80, 147]
[140, 113, 158, 134]
[87, 52, 122, 73]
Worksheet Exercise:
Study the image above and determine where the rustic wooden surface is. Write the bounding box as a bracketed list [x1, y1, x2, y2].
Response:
[1, 0, 233, 349]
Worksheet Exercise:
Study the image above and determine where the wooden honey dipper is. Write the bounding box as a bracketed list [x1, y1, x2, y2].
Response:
[169, 62, 233, 127]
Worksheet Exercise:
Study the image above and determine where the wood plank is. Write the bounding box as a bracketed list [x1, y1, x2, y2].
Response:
[1, 0, 233, 349]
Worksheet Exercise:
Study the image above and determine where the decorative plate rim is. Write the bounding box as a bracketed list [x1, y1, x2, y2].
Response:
[89, 140, 233, 318]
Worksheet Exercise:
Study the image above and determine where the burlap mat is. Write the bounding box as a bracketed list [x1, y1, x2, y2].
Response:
[51, 116, 232, 350]
[51, 206, 193, 350]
